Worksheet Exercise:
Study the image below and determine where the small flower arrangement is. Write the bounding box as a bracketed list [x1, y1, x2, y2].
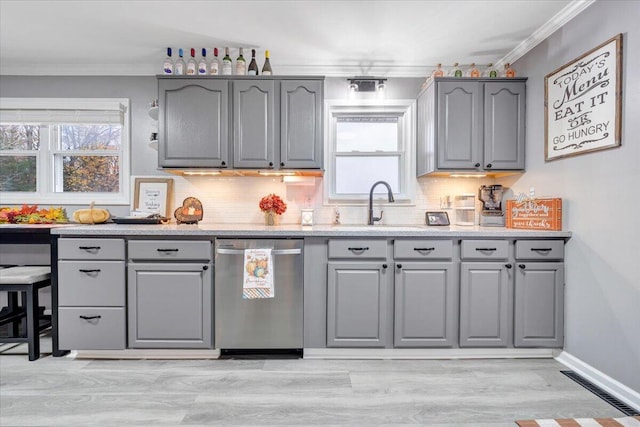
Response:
[259, 193, 287, 215]
[0, 204, 68, 224]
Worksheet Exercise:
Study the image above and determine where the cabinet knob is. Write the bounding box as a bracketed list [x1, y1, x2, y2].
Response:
[221, 161, 226, 167]
[486, 163, 492, 168]
[505, 264, 512, 269]
[382, 264, 388, 269]
[203, 265, 209, 270]
[280, 162, 285, 167]
[518, 264, 526, 269]
[396, 264, 403, 269]
[474, 163, 481, 168]
[268, 162, 274, 167]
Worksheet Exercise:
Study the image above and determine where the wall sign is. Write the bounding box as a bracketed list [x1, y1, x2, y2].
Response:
[545, 34, 623, 161]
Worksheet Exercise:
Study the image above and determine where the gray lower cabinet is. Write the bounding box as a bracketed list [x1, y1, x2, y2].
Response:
[417, 77, 526, 176]
[327, 261, 390, 347]
[158, 78, 229, 168]
[514, 239, 565, 347]
[128, 262, 212, 348]
[127, 240, 213, 349]
[57, 238, 126, 350]
[394, 262, 455, 347]
[459, 262, 511, 347]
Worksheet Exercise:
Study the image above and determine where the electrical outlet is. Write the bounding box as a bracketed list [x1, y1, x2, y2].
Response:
[529, 187, 535, 197]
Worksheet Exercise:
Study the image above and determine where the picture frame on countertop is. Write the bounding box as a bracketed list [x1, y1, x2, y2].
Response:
[544, 33, 623, 161]
[133, 177, 173, 217]
[426, 211, 450, 226]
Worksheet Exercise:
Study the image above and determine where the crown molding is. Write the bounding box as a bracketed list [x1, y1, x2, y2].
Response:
[496, 0, 596, 68]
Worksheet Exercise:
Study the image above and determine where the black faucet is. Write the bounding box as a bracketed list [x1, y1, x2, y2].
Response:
[368, 181, 395, 225]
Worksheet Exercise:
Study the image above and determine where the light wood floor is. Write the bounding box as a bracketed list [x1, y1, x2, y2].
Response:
[0, 336, 624, 426]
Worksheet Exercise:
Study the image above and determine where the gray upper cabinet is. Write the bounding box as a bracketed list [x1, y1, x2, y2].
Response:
[417, 77, 526, 176]
[233, 80, 276, 168]
[158, 76, 324, 171]
[158, 78, 229, 168]
[280, 80, 323, 169]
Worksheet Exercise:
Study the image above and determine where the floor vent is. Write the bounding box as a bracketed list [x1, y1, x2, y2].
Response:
[560, 370, 639, 416]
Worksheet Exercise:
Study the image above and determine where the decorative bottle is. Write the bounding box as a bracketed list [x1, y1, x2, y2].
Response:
[486, 63, 498, 78]
[247, 49, 259, 75]
[210, 48, 220, 75]
[221, 47, 232, 75]
[235, 48, 247, 75]
[468, 63, 480, 77]
[162, 47, 173, 75]
[174, 48, 186, 75]
[186, 48, 197, 75]
[431, 63, 444, 78]
[504, 63, 516, 78]
[262, 50, 272, 75]
[198, 48, 208, 75]
[450, 62, 463, 77]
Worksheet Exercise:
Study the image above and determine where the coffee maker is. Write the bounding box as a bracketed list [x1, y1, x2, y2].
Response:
[479, 184, 505, 227]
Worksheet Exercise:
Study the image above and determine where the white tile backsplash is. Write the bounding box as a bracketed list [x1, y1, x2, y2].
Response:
[170, 175, 495, 226]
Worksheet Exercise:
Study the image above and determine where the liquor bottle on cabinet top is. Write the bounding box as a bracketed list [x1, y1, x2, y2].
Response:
[486, 63, 498, 78]
[186, 48, 197, 75]
[504, 63, 516, 78]
[236, 48, 247, 75]
[431, 63, 444, 78]
[261, 50, 272, 75]
[221, 47, 232, 75]
[198, 48, 208, 75]
[247, 49, 259, 75]
[450, 62, 462, 77]
[210, 48, 220, 75]
[468, 63, 480, 77]
[174, 48, 186, 75]
[162, 47, 173, 75]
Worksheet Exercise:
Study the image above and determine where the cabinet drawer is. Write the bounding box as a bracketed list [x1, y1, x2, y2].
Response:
[58, 238, 124, 260]
[58, 261, 125, 306]
[328, 239, 387, 259]
[58, 307, 125, 350]
[461, 240, 508, 260]
[515, 240, 564, 260]
[128, 240, 212, 261]
[394, 240, 453, 260]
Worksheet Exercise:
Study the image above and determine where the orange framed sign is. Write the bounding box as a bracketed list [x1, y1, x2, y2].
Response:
[506, 198, 562, 231]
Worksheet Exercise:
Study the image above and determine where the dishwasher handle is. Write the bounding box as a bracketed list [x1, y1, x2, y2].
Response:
[217, 248, 301, 256]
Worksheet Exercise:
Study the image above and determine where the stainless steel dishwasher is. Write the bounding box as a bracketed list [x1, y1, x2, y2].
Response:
[214, 239, 303, 353]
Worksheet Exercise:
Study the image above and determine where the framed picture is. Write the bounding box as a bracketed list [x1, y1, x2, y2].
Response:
[133, 178, 174, 217]
[545, 33, 623, 161]
[426, 211, 450, 226]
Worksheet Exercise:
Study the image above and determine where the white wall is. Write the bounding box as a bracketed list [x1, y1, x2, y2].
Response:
[499, 0, 640, 392]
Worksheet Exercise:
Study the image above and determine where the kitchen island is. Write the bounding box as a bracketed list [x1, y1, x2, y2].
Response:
[47, 223, 571, 358]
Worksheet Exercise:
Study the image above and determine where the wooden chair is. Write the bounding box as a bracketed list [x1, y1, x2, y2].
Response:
[0, 266, 52, 361]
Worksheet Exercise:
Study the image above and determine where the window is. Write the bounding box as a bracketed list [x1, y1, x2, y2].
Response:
[0, 98, 130, 204]
[325, 100, 415, 203]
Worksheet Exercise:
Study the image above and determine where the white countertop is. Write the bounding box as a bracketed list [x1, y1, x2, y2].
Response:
[48, 222, 572, 239]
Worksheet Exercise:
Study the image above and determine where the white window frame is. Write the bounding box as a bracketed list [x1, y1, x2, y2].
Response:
[324, 99, 416, 204]
[0, 98, 130, 205]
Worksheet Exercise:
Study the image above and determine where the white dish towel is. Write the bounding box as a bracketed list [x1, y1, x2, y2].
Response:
[242, 248, 274, 299]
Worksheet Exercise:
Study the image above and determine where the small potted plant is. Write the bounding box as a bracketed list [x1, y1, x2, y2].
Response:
[259, 194, 287, 226]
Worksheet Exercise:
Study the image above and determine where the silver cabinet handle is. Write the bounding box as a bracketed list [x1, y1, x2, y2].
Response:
[217, 248, 301, 256]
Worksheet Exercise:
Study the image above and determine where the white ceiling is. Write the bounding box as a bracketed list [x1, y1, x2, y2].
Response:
[0, 0, 593, 77]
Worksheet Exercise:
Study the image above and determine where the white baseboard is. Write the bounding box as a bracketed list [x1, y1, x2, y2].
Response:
[303, 347, 555, 359]
[555, 351, 640, 412]
[70, 349, 221, 359]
